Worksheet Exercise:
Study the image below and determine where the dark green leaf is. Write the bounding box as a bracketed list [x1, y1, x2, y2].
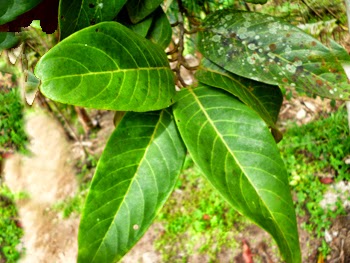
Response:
[126, 0, 163, 23]
[0, 0, 42, 25]
[173, 85, 301, 263]
[146, 7, 172, 49]
[0, 33, 19, 51]
[196, 58, 283, 127]
[78, 110, 186, 263]
[198, 10, 350, 100]
[245, 0, 268, 4]
[35, 22, 175, 112]
[59, 0, 127, 39]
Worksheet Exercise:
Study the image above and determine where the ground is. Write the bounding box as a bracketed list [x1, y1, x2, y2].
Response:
[2, 95, 350, 262]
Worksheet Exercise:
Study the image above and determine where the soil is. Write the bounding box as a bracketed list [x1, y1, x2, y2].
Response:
[2, 96, 350, 262]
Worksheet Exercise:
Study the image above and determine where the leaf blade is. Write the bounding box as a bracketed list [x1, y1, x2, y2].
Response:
[198, 10, 350, 100]
[173, 86, 301, 263]
[59, 0, 127, 39]
[0, 0, 42, 25]
[35, 22, 175, 112]
[196, 58, 283, 127]
[78, 109, 186, 262]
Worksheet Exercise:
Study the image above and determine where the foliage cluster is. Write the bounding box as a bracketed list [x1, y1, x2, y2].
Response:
[2, 0, 350, 262]
[0, 184, 24, 262]
[279, 106, 350, 255]
[0, 87, 27, 157]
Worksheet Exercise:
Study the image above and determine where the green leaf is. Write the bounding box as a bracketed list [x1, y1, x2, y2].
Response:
[78, 110, 186, 263]
[196, 58, 283, 127]
[146, 7, 172, 49]
[198, 10, 350, 100]
[173, 85, 301, 263]
[59, 0, 127, 39]
[126, 0, 163, 23]
[35, 22, 175, 112]
[116, 7, 153, 38]
[0, 33, 19, 51]
[245, 0, 268, 4]
[0, 0, 42, 25]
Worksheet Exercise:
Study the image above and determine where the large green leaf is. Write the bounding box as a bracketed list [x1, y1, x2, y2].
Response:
[78, 110, 186, 263]
[0, 0, 42, 25]
[196, 58, 283, 127]
[146, 7, 172, 49]
[173, 85, 301, 263]
[198, 10, 350, 100]
[0, 32, 19, 51]
[126, 0, 163, 23]
[35, 22, 175, 112]
[59, 0, 127, 39]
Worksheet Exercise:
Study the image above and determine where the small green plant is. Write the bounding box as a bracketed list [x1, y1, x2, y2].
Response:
[0, 184, 25, 262]
[279, 106, 349, 255]
[155, 156, 244, 262]
[0, 87, 28, 157]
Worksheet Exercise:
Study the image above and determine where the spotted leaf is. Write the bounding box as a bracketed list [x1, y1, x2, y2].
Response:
[198, 10, 350, 100]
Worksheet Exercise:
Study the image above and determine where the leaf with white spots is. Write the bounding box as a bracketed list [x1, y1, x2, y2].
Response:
[173, 85, 301, 263]
[78, 110, 186, 263]
[35, 22, 175, 112]
[198, 10, 350, 100]
[196, 58, 283, 135]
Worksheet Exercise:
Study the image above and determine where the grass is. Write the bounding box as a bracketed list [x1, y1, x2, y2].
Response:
[0, 183, 26, 262]
[154, 155, 246, 262]
[279, 104, 350, 256]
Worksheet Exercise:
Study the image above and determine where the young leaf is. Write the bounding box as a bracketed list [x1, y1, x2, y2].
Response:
[126, 0, 163, 23]
[0, 0, 42, 25]
[59, 0, 127, 39]
[146, 7, 172, 50]
[196, 58, 283, 127]
[0, 33, 19, 51]
[173, 85, 301, 263]
[35, 22, 175, 112]
[198, 10, 350, 100]
[78, 110, 186, 263]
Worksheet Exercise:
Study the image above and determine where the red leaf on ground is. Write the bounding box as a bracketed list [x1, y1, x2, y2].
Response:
[319, 177, 334, 184]
[242, 239, 254, 263]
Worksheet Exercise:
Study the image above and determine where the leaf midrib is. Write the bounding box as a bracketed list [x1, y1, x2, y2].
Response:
[188, 88, 293, 260]
[41, 67, 170, 83]
[91, 111, 164, 262]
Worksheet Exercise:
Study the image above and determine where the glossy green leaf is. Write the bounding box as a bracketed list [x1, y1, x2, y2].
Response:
[198, 10, 350, 100]
[126, 0, 163, 23]
[0, 33, 19, 51]
[35, 22, 175, 112]
[196, 58, 283, 127]
[59, 0, 127, 39]
[78, 110, 186, 263]
[0, 0, 42, 25]
[173, 85, 301, 263]
[146, 7, 172, 49]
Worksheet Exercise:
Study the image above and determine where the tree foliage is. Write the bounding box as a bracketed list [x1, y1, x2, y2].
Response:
[2, 0, 350, 262]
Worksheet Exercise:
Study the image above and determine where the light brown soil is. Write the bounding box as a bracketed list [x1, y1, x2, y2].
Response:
[3, 110, 78, 262]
